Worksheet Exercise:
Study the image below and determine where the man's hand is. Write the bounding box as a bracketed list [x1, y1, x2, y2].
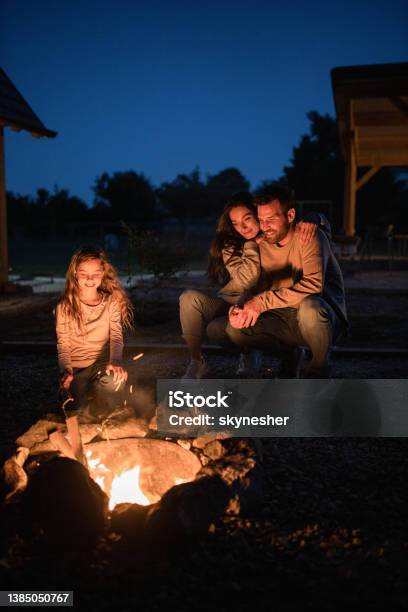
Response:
[61, 370, 74, 390]
[229, 300, 262, 329]
[106, 363, 128, 384]
[295, 220, 318, 244]
[229, 306, 246, 329]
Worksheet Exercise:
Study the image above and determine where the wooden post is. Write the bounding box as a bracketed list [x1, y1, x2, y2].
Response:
[355, 165, 381, 191]
[0, 127, 8, 289]
[343, 99, 357, 237]
[343, 160, 357, 236]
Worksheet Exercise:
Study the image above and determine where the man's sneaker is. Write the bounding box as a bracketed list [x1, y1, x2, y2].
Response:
[236, 350, 263, 376]
[278, 347, 306, 379]
[236, 352, 250, 376]
[251, 350, 263, 373]
[182, 357, 208, 381]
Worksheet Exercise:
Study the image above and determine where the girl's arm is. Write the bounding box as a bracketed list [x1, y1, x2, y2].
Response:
[55, 304, 73, 375]
[108, 298, 124, 365]
[222, 240, 261, 290]
[106, 298, 127, 384]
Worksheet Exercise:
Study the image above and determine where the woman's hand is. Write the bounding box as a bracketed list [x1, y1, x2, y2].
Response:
[295, 221, 318, 244]
[106, 363, 128, 384]
[61, 370, 74, 390]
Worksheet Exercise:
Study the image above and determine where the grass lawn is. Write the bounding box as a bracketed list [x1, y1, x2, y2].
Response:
[8, 239, 208, 278]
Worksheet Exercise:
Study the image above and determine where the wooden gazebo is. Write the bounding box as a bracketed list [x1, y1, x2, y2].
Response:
[0, 67, 57, 291]
[331, 62, 408, 236]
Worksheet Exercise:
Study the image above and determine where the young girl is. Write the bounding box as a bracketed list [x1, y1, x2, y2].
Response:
[55, 246, 133, 418]
[179, 192, 262, 379]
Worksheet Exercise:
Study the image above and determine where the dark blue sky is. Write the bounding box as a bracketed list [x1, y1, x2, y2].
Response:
[2, 0, 407, 205]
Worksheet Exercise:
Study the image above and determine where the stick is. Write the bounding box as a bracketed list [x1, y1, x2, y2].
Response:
[58, 387, 88, 469]
[66, 416, 88, 468]
[49, 431, 76, 460]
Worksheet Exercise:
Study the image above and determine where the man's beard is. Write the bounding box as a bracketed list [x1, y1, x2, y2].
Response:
[264, 226, 290, 244]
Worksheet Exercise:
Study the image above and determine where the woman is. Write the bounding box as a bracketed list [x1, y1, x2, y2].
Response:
[55, 245, 133, 418]
[179, 192, 262, 380]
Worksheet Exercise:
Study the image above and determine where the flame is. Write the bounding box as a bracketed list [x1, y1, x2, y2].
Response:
[109, 464, 150, 509]
[175, 478, 188, 486]
[86, 450, 151, 510]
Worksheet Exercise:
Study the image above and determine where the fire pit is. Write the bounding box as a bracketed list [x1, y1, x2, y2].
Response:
[1, 410, 264, 549]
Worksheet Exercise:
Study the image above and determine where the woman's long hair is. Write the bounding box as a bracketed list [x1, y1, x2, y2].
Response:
[59, 246, 134, 330]
[207, 192, 257, 284]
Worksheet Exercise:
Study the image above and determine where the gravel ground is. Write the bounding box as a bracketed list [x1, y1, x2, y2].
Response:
[1, 348, 407, 459]
[1, 289, 408, 348]
[1, 350, 408, 611]
[1, 281, 407, 610]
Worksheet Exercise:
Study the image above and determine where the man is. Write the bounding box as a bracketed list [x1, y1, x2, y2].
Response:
[207, 184, 348, 377]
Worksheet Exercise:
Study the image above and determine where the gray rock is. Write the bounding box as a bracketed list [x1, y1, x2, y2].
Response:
[99, 417, 148, 441]
[16, 418, 65, 450]
[145, 475, 232, 542]
[16, 414, 148, 457]
[199, 439, 265, 515]
[202, 440, 226, 461]
[177, 439, 192, 451]
[0, 447, 29, 503]
[21, 457, 108, 548]
[192, 431, 232, 449]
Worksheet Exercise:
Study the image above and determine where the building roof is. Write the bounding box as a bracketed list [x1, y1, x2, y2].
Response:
[331, 62, 408, 167]
[0, 67, 57, 138]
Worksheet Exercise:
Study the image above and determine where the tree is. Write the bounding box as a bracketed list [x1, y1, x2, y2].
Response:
[6, 192, 35, 237]
[280, 111, 344, 230]
[7, 187, 88, 238]
[93, 171, 156, 227]
[156, 168, 209, 229]
[47, 188, 88, 225]
[206, 167, 250, 214]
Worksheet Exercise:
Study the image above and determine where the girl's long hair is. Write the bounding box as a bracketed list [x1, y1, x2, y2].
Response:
[207, 192, 257, 284]
[59, 246, 133, 330]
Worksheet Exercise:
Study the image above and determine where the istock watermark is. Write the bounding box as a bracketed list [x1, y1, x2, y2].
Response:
[156, 379, 408, 438]
[168, 390, 232, 408]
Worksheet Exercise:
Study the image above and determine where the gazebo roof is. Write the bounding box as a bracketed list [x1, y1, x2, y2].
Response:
[0, 67, 57, 138]
[331, 62, 408, 167]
